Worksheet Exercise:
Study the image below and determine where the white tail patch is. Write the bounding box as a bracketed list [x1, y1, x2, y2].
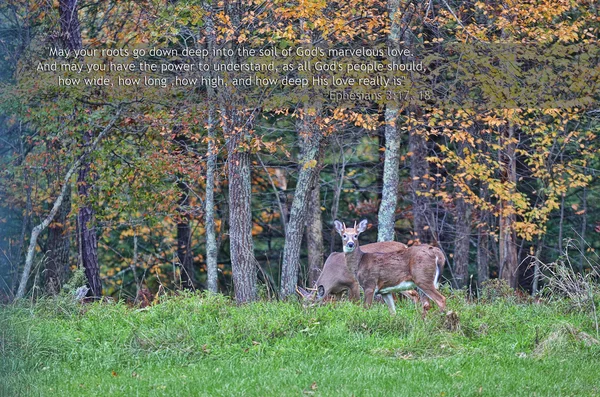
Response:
[434, 256, 440, 289]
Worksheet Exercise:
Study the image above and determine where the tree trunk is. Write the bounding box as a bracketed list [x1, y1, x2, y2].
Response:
[558, 192, 565, 254]
[225, 111, 257, 303]
[280, 112, 323, 299]
[204, 5, 219, 293]
[45, 184, 71, 295]
[410, 131, 431, 243]
[59, 0, 102, 298]
[579, 183, 587, 272]
[499, 123, 518, 288]
[176, 208, 195, 289]
[77, 129, 102, 298]
[453, 196, 471, 288]
[58, 0, 82, 51]
[306, 183, 324, 288]
[377, 0, 403, 242]
[205, 107, 219, 293]
[477, 189, 490, 286]
[329, 135, 346, 252]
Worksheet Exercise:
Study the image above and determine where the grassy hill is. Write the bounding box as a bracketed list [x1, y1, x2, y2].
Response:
[1, 288, 599, 396]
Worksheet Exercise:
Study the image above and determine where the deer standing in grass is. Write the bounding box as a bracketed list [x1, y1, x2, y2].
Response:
[334, 219, 446, 315]
[297, 241, 420, 303]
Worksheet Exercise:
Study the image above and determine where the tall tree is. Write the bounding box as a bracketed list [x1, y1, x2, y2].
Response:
[280, 110, 324, 298]
[58, 0, 102, 297]
[224, 109, 257, 302]
[44, 149, 72, 295]
[377, 0, 404, 242]
[453, 195, 471, 288]
[176, 185, 195, 289]
[306, 182, 324, 288]
[203, 4, 219, 293]
[498, 122, 518, 288]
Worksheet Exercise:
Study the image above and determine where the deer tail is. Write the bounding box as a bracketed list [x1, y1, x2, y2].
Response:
[434, 255, 441, 289]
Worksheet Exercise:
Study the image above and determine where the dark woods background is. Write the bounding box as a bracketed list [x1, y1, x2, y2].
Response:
[0, 0, 599, 303]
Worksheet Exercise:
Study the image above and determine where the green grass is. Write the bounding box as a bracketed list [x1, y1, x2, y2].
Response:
[1, 292, 599, 396]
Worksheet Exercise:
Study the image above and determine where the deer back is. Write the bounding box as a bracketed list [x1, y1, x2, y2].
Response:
[357, 245, 442, 291]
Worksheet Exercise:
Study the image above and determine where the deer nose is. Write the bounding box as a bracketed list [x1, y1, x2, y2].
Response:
[347, 242, 355, 248]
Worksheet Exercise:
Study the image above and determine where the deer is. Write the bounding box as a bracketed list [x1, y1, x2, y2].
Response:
[297, 241, 422, 306]
[334, 219, 446, 315]
[298, 243, 436, 310]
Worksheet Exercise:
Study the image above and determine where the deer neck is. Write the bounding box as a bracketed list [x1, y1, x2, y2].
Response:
[344, 246, 364, 275]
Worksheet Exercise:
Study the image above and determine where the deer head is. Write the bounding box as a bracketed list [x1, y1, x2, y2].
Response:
[334, 219, 368, 253]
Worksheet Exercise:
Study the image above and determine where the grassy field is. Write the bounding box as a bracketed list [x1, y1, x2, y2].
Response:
[1, 289, 599, 397]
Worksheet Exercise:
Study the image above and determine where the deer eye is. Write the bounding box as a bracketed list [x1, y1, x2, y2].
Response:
[343, 234, 347, 239]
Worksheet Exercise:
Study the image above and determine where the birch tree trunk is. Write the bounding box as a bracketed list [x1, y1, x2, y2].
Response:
[377, 0, 403, 242]
[205, 108, 219, 293]
[203, 3, 219, 293]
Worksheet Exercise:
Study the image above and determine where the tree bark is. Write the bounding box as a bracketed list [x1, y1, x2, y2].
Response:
[579, 183, 587, 272]
[204, 5, 219, 293]
[280, 112, 323, 299]
[45, 184, 71, 295]
[205, 107, 219, 293]
[176, 196, 195, 289]
[499, 123, 518, 288]
[59, 0, 102, 298]
[453, 196, 471, 288]
[58, 0, 82, 51]
[410, 131, 431, 243]
[377, 0, 403, 242]
[306, 183, 324, 288]
[477, 186, 490, 286]
[225, 110, 257, 303]
[77, 130, 102, 298]
[558, 192, 565, 254]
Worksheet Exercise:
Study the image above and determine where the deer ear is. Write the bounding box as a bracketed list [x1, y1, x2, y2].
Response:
[334, 220, 344, 235]
[357, 219, 368, 233]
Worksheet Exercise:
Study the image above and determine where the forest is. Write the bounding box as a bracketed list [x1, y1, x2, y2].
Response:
[1, 0, 598, 304]
[1, 0, 600, 395]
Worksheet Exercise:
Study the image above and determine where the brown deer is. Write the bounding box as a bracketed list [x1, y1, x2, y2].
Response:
[334, 219, 446, 315]
[299, 242, 421, 305]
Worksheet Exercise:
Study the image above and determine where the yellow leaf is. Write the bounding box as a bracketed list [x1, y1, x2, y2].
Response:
[303, 159, 317, 169]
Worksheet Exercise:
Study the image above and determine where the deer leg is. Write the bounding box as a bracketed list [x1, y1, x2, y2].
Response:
[348, 283, 361, 302]
[363, 287, 376, 309]
[419, 291, 432, 311]
[418, 284, 446, 312]
[401, 290, 420, 305]
[381, 293, 396, 316]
